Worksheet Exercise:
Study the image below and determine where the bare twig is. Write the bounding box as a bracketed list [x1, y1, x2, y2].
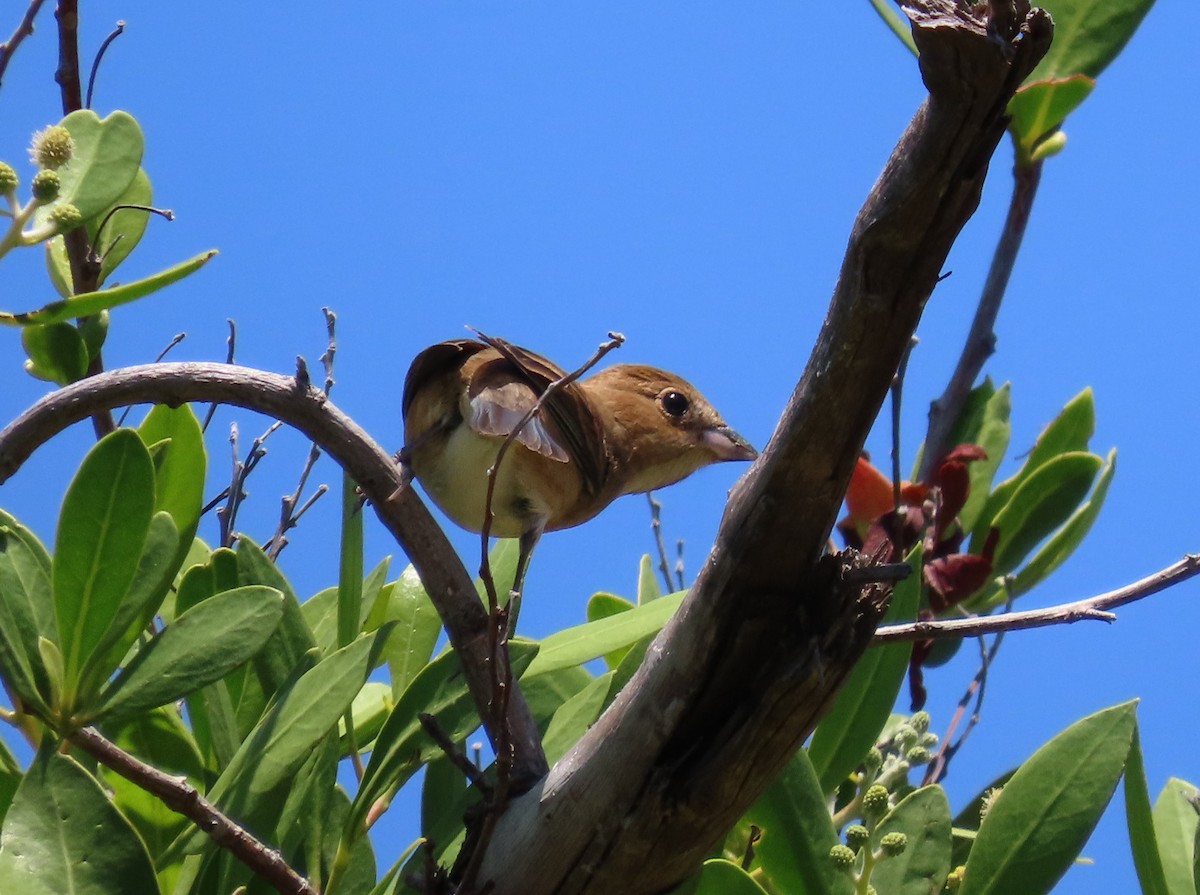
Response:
[216, 421, 280, 548]
[0, 0, 48, 89]
[919, 159, 1044, 480]
[203, 319, 237, 432]
[647, 492, 675, 594]
[70, 726, 317, 895]
[418, 713, 488, 791]
[876, 554, 1200, 643]
[83, 19, 123, 109]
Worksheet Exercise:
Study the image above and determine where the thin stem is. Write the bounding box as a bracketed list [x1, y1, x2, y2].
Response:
[84, 19, 123, 109]
[919, 158, 1043, 480]
[647, 492, 674, 593]
[70, 726, 317, 895]
[875, 553, 1200, 643]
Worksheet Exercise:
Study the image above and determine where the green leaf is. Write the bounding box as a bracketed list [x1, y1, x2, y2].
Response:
[744, 750, 853, 895]
[809, 544, 920, 794]
[100, 707, 206, 858]
[1025, 0, 1155, 83]
[693, 859, 770, 895]
[0, 738, 21, 827]
[638, 554, 663, 604]
[960, 700, 1138, 895]
[1009, 76, 1095, 155]
[522, 663, 595, 727]
[340, 681, 394, 752]
[868, 0, 918, 56]
[51, 110, 143, 222]
[371, 565, 441, 697]
[1125, 726, 1171, 895]
[53, 429, 155, 704]
[350, 640, 539, 833]
[946, 380, 1012, 534]
[872, 786, 952, 895]
[96, 585, 284, 721]
[972, 448, 1115, 610]
[20, 321, 88, 384]
[170, 628, 386, 858]
[0, 746, 158, 894]
[75, 510, 179, 702]
[339, 472, 365, 651]
[587, 591, 636, 669]
[542, 671, 613, 764]
[985, 451, 1102, 578]
[525, 591, 683, 677]
[951, 769, 1017, 870]
[476, 539, 520, 602]
[0, 249, 218, 327]
[0, 515, 55, 712]
[422, 751, 467, 852]
[237, 537, 317, 697]
[970, 388, 1095, 546]
[1152, 778, 1199, 895]
[138, 404, 206, 561]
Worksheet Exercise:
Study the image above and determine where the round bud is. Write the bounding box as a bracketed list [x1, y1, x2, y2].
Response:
[845, 824, 870, 851]
[30, 125, 74, 170]
[48, 202, 83, 232]
[828, 844, 856, 870]
[862, 784, 890, 819]
[920, 731, 939, 748]
[864, 747, 884, 774]
[905, 746, 932, 766]
[31, 169, 61, 202]
[895, 724, 917, 748]
[909, 710, 931, 734]
[0, 161, 18, 193]
[880, 832, 908, 856]
[946, 866, 965, 890]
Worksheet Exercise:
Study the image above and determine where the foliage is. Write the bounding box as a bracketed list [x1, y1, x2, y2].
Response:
[0, 2, 1189, 895]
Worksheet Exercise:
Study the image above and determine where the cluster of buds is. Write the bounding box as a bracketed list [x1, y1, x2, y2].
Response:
[0, 125, 83, 261]
[828, 781, 909, 889]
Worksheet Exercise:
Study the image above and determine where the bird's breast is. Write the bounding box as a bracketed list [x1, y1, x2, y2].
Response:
[410, 424, 590, 538]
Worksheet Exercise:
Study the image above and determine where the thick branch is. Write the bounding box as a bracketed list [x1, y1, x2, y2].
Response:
[0, 363, 549, 787]
[70, 726, 316, 895]
[875, 554, 1200, 642]
[475, 4, 1052, 892]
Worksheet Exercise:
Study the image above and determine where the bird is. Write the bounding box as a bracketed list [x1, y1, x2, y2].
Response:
[401, 333, 757, 614]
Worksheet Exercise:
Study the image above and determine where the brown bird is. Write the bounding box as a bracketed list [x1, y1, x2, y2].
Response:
[401, 334, 757, 605]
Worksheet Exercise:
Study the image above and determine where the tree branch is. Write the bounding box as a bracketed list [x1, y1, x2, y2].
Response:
[474, 3, 1052, 892]
[0, 362, 550, 788]
[0, 0, 48, 89]
[70, 726, 316, 895]
[876, 553, 1200, 643]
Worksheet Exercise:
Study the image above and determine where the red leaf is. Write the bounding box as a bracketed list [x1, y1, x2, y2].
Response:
[845, 456, 895, 526]
[924, 552, 994, 611]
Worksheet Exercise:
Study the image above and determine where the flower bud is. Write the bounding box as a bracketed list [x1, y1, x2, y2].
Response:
[862, 784, 890, 819]
[910, 710, 931, 733]
[30, 125, 74, 170]
[864, 747, 884, 774]
[905, 746, 932, 766]
[879, 831, 907, 856]
[48, 203, 83, 232]
[0, 161, 18, 193]
[845, 824, 870, 850]
[31, 169, 61, 202]
[828, 844, 856, 870]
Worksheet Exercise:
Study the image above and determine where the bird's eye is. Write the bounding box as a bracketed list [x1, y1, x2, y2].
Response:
[660, 390, 690, 417]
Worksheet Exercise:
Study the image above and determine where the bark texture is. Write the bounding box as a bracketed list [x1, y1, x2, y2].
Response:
[473, 3, 1052, 892]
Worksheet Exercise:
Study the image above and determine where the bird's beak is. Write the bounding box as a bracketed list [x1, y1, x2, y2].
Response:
[702, 425, 758, 462]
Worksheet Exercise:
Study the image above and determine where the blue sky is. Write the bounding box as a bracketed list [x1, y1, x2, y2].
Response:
[1, 3, 1196, 891]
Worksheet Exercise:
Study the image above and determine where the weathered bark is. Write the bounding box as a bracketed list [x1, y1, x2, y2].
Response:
[472, 3, 1052, 892]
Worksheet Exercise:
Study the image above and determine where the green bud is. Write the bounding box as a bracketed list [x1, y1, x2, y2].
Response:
[945, 865, 965, 890]
[862, 784, 890, 819]
[864, 747, 884, 774]
[845, 824, 870, 851]
[31, 169, 61, 202]
[880, 831, 907, 856]
[906, 746, 932, 766]
[1031, 130, 1068, 162]
[828, 844, 856, 870]
[895, 724, 917, 748]
[910, 710, 931, 733]
[866, 886, 878, 895]
[30, 125, 74, 170]
[0, 161, 18, 193]
[920, 731, 939, 748]
[48, 202, 83, 232]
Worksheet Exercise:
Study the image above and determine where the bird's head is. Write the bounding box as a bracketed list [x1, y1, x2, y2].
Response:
[585, 363, 757, 495]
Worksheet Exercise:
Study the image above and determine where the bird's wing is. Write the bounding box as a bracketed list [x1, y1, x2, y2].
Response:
[402, 338, 486, 419]
[471, 334, 609, 496]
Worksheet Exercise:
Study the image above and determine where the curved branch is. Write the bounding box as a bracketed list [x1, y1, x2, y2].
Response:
[0, 362, 549, 786]
[875, 554, 1200, 643]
